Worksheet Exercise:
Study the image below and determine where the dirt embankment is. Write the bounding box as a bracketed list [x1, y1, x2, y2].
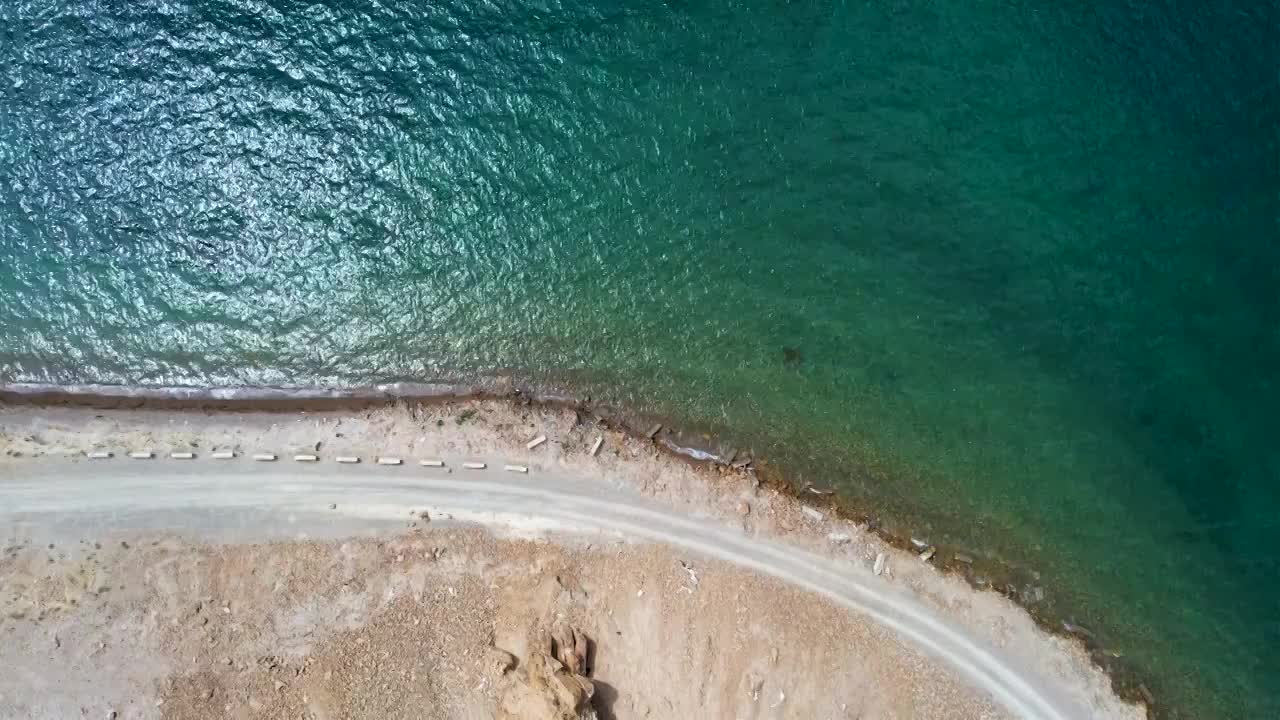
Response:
[2, 527, 1008, 720]
[0, 402, 1145, 719]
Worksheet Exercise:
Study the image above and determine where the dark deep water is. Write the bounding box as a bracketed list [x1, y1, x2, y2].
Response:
[2, 0, 1277, 716]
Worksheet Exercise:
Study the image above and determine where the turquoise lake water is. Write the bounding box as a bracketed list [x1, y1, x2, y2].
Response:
[1, 0, 1276, 716]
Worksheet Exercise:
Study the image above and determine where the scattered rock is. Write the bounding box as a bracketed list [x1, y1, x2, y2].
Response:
[498, 645, 596, 720]
[679, 560, 699, 587]
[1063, 621, 1095, 640]
[919, 547, 936, 562]
[827, 532, 852, 545]
[550, 623, 590, 677]
[801, 507, 825, 522]
[485, 646, 518, 677]
[736, 501, 751, 517]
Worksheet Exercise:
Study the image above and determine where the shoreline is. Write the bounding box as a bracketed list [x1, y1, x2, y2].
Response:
[0, 384, 1159, 716]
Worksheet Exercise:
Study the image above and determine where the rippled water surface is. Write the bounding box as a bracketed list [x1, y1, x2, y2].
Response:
[2, 0, 1277, 715]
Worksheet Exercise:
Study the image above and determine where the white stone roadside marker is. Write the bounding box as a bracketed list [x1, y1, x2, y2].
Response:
[504, 464, 528, 474]
[526, 435, 547, 450]
[419, 459, 445, 467]
[462, 462, 486, 470]
[128, 451, 153, 460]
[253, 453, 277, 462]
[211, 451, 235, 459]
[169, 452, 195, 460]
[87, 451, 112, 459]
[377, 457, 403, 466]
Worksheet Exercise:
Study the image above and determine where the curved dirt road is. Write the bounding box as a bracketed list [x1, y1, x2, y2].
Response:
[1, 458, 1090, 720]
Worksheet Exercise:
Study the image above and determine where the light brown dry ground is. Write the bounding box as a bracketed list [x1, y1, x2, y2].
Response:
[2, 526, 1005, 720]
[0, 401, 1144, 719]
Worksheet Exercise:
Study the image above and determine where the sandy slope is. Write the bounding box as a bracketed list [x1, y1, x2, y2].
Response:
[0, 403, 1144, 720]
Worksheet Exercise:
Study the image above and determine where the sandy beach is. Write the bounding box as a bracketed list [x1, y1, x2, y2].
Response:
[0, 401, 1145, 719]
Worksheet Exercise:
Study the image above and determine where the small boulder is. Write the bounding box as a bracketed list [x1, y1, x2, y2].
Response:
[485, 646, 517, 677]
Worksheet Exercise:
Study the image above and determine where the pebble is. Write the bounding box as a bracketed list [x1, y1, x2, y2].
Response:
[736, 501, 751, 516]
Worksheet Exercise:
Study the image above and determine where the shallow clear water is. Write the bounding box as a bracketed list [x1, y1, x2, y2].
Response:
[2, 0, 1276, 715]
